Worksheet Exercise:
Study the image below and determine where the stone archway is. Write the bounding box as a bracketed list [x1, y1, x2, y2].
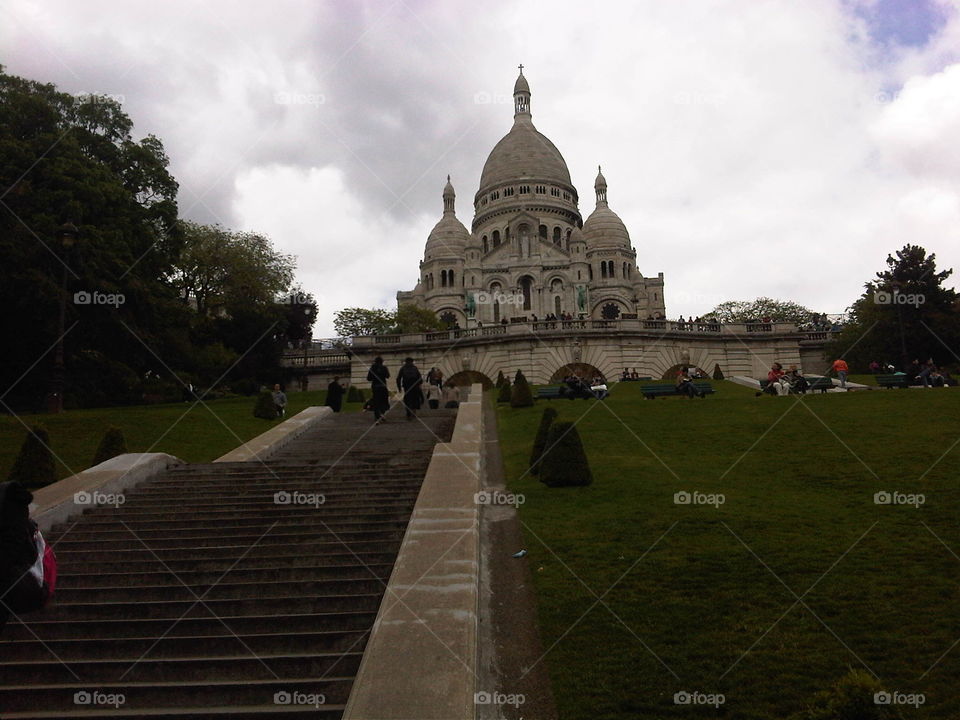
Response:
[446, 370, 493, 390]
[549, 362, 606, 384]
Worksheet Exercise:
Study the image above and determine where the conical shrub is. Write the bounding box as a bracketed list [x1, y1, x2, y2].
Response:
[539, 421, 592, 487]
[91, 426, 127, 467]
[713, 363, 725, 381]
[514, 369, 526, 385]
[253, 391, 277, 419]
[497, 380, 512, 403]
[510, 376, 533, 408]
[496, 371, 506, 388]
[7, 425, 56, 489]
[529, 407, 558, 475]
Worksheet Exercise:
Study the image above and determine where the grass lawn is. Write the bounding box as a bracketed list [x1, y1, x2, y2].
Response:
[0, 390, 363, 484]
[495, 381, 960, 719]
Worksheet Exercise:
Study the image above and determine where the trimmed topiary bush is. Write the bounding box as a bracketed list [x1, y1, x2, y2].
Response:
[7, 425, 56, 489]
[510, 376, 534, 408]
[496, 371, 506, 388]
[253, 391, 277, 419]
[713, 363, 725, 381]
[539, 421, 592, 487]
[91, 427, 127, 467]
[788, 669, 892, 720]
[497, 380, 512, 403]
[514, 369, 526, 385]
[529, 407, 558, 475]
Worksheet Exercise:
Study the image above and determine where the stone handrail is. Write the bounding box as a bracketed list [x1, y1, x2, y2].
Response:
[349, 320, 817, 347]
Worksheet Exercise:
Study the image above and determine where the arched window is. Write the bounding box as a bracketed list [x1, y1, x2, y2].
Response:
[600, 263, 607, 279]
[440, 311, 456, 328]
[492, 230, 500, 248]
[482, 235, 488, 253]
[449, 270, 455, 287]
[588, 265, 593, 281]
[491, 282, 502, 323]
[539, 224, 548, 240]
[520, 277, 533, 311]
[553, 227, 561, 245]
[554, 296, 561, 316]
[551, 279, 563, 293]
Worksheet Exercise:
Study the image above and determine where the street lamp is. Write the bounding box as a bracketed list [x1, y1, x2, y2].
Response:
[47, 222, 79, 413]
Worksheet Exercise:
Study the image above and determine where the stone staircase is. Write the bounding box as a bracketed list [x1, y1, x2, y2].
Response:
[0, 406, 455, 719]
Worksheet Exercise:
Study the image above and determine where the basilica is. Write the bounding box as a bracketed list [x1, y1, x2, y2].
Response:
[397, 68, 666, 326]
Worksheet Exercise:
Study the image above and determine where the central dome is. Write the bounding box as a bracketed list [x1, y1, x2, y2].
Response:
[476, 69, 572, 195]
[478, 121, 572, 191]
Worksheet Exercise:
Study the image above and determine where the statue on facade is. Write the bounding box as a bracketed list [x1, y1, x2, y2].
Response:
[576, 285, 587, 312]
[465, 292, 476, 318]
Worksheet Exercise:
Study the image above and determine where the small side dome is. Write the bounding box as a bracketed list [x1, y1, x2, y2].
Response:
[582, 167, 630, 250]
[514, 70, 530, 95]
[425, 175, 469, 261]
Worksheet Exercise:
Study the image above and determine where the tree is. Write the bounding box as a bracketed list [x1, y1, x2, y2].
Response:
[169, 221, 295, 316]
[91, 427, 128, 466]
[7, 426, 57, 489]
[253, 391, 277, 419]
[510, 373, 534, 408]
[827, 245, 958, 371]
[393, 304, 444, 333]
[278, 287, 318, 346]
[710, 297, 816, 324]
[539, 422, 593, 487]
[0, 68, 180, 410]
[333, 308, 397, 337]
[497, 380, 512, 403]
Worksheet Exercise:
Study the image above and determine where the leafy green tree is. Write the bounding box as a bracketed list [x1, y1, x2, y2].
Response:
[0, 68, 181, 410]
[393, 304, 444, 333]
[827, 245, 958, 371]
[333, 308, 396, 337]
[710, 297, 816, 323]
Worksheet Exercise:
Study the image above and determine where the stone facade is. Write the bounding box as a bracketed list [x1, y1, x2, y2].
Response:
[397, 69, 666, 326]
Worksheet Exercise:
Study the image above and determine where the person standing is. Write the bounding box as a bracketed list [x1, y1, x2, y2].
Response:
[272, 384, 287, 417]
[326, 377, 345, 412]
[832, 358, 849, 388]
[397, 357, 423, 421]
[367, 357, 390, 424]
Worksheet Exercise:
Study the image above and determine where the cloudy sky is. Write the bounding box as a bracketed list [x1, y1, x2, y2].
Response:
[4, 0, 960, 336]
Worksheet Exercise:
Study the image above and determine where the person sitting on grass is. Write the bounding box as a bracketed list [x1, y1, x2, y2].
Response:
[676, 366, 704, 398]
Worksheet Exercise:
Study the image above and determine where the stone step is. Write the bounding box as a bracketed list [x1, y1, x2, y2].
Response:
[52, 541, 401, 564]
[2, 703, 346, 719]
[1, 611, 376, 641]
[54, 577, 386, 603]
[0, 651, 362, 684]
[0, 677, 352, 714]
[0, 629, 368, 662]
[68, 500, 418, 522]
[37, 593, 384, 620]
[51, 511, 412, 535]
[48, 526, 407, 550]
[56, 564, 393, 588]
[55, 550, 399, 574]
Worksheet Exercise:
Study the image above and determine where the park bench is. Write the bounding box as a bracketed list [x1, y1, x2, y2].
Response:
[619, 376, 652, 382]
[641, 382, 715, 399]
[536, 385, 608, 400]
[875, 374, 911, 389]
[758, 376, 832, 394]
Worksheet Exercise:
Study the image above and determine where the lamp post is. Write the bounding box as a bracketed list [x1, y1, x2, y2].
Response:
[47, 222, 79, 414]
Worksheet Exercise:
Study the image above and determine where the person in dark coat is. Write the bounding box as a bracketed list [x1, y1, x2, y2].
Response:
[397, 357, 423, 421]
[326, 377, 345, 412]
[367, 357, 390, 424]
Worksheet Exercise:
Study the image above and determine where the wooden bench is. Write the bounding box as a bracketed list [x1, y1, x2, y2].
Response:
[758, 376, 833, 394]
[619, 376, 652, 382]
[875, 374, 911, 389]
[641, 382, 715, 399]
